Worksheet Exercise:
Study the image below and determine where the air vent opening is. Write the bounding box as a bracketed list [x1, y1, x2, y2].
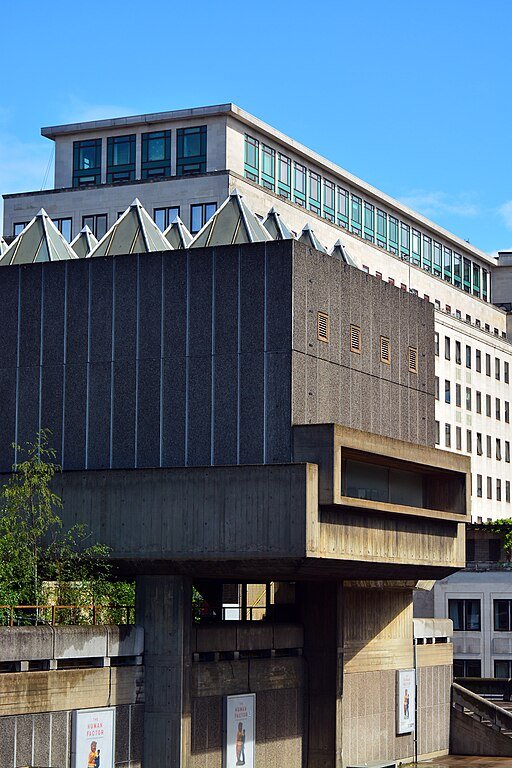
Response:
[317, 311, 330, 343]
[350, 324, 361, 354]
[408, 346, 418, 373]
[380, 336, 390, 364]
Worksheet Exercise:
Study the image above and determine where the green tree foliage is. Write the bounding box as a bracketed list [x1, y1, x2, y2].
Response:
[0, 430, 134, 622]
[484, 518, 512, 561]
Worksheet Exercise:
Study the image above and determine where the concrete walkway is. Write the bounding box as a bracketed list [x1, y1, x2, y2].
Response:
[420, 758, 512, 767]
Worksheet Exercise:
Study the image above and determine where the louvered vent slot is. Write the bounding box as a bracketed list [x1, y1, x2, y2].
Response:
[317, 311, 330, 342]
[408, 346, 418, 373]
[350, 324, 361, 353]
[380, 336, 390, 364]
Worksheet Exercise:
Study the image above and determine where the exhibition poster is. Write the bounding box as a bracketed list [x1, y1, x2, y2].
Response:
[225, 693, 255, 768]
[396, 668, 416, 734]
[71, 707, 115, 768]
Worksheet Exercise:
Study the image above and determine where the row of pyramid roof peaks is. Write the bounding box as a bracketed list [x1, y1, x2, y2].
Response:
[0, 192, 357, 266]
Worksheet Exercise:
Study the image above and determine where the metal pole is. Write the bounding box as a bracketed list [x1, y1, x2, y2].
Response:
[413, 637, 418, 765]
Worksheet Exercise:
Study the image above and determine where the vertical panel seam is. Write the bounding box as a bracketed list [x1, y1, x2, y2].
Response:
[211, 249, 216, 465]
[134, 255, 140, 468]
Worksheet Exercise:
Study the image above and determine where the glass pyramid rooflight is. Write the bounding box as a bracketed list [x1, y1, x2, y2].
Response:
[330, 239, 357, 267]
[0, 236, 8, 256]
[0, 209, 78, 266]
[164, 216, 193, 249]
[263, 207, 294, 240]
[71, 225, 98, 258]
[190, 190, 273, 248]
[90, 199, 173, 257]
[298, 223, 328, 253]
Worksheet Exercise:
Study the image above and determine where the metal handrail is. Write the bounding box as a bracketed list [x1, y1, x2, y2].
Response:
[0, 604, 135, 626]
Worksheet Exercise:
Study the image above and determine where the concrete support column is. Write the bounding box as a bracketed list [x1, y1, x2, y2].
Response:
[136, 575, 192, 768]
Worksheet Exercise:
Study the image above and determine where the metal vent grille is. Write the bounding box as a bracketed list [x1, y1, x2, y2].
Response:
[380, 336, 390, 364]
[408, 346, 418, 373]
[317, 311, 330, 343]
[350, 324, 361, 353]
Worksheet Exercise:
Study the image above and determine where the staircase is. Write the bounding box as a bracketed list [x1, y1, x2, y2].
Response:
[451, 682, 512, 756]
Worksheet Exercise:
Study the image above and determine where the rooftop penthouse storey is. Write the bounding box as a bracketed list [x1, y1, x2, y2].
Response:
[3, 103, 511, 521]
[0, 198, 469, 766]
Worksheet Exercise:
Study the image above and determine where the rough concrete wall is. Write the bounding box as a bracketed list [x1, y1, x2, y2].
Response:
[413, 587, 435, 618]
[451, 707, 512, 756]
[190, 657, 304, 768]
[0, 240, 293, 472]
[292, 243, 436, 446]
[0, 703, 143, 768]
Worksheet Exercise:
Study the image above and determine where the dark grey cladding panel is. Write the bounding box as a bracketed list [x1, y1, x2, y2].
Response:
[111, 359, 136, 468]
[19, 264, 42, 366]
[114, 256, 137, 361]
[0, 267, 19, 368]
[0, 367, 16, 469]
[42, 262, 65, 365]
[66, 258, 89, 364]
[161, 356, 186, 466]
[239, 243, 265, 352]
[187, 355, 212, 466]
[213, 246, 239, 355]
[16, 365, 40, 448]
[139, 253, 162, 360]
[189, 248, 213, 352]
[89, 257, 113, 363]
[63, 363, 87, 469]
[213, 353, 238, 464]
[162, 250, 187, 358]
[266, 240, 293, 353]
[40, 364, 64, 465]
[239, 352, 264, 464]
[137, 358, 161, 469]
[266, 351, 292, 463]
[87, 362, 112, 470]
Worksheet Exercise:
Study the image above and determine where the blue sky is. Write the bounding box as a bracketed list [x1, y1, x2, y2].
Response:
[1, 0, 511, 254]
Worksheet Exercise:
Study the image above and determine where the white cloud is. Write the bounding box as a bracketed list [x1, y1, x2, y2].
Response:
[399, 190, 479, 218]
[498, 200, 512, 230]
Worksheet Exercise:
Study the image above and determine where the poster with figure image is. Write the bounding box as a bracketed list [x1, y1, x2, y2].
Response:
[396, 669, 416, 734]
[225, 693, 255, 768]
[71, 708, 115, 768]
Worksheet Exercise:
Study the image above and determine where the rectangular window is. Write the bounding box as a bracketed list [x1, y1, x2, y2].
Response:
[154, 206, 180, 231]
[411, 229, 421, 266]
[52, 217, 72, 242]
[449, 599, 481, 631]
[445, 336, 451, 360]
[445, 423, 451, 448]
[466, 387, 472, 411]
[141, 130, 172, 179]
[107, 134, 136, 182]
[445, 380, 451, 404]
[486, 354, 491, 376]
[177, 125, 207, 176]
[364, 202, 375, 242]
[400, 222, 410, 259]
[476, 391, 481, 413]
[466, 345, 471, 368]
[487, 476, 492, 499]
[496, 398, 501, 420]
[497, 439, 502, 461]
[350, 325, 361, 353]
[443, 247, 452, 281]
[472, 264, 481, 297]
[486, 394, 491, 417]
[435, 420, 440, 445]
[434, 332, 439, 356]
[505, 362, 509, 384]
[190, 202, 217, 234]
[323, 179, 335, 222]
[507, 481, 511, 503]
[351, 195, 362, 235]
[506, 441, 510, 463]
[482, 269, 488, 301]
[456, 426, 462, 451]
[435, 376, 439, 400]
[82, 213, 108, 240]
[496, 357, 501, 380]
[494, 600, 512, 631]
[243, 134, 259, 182]
[277, 153, 291, 199]
[477, 433, 482, 456]
[497, 478, 502, 501]
[376, 209, 387, 248]
[308, 171, 321, 214]
[73, 138, 102, 187]
[477, 474, 482, 497]
[456, 383, 461, 407]
[422, 235, 432, 271]
[453, 252, 462, 287]
[476, 349, 481, 372]
[487, 435, 492, 458]
[466, 430, 472, 453]
[336, 187, 349, 227]
[294, 162, 306, 205]
[388, 216, 399, 254]
[495, 661, 512, 678]
[463, 257, 471, 292]
[455, 341, 461, 364]
[433, 241, 442, 276]
[506, 402, 510, 424]
[260, 144, 275, 190]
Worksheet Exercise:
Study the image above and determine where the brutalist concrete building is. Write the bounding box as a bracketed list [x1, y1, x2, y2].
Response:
[0, 190, 469, 767]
